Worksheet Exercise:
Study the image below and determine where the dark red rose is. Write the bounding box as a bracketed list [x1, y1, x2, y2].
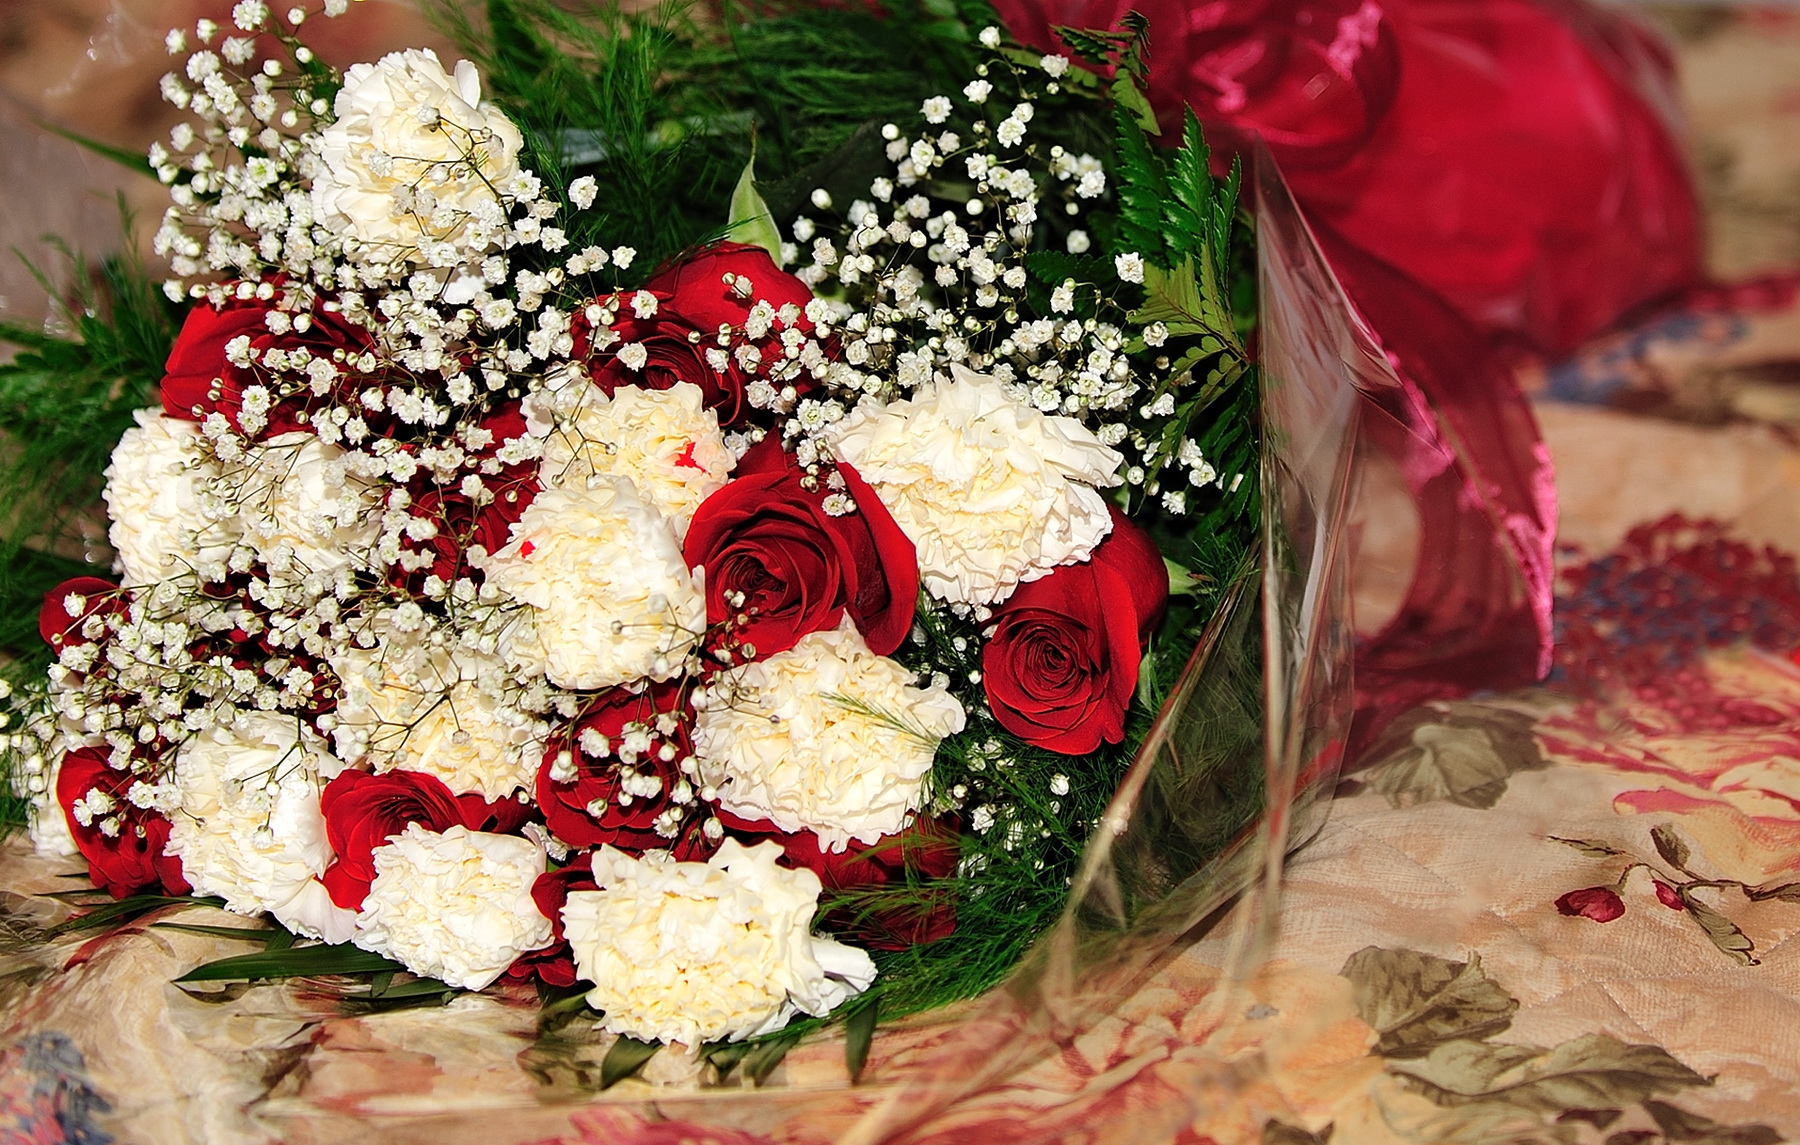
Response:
[1556, 886, 1626, 922]
[720, 811, 960, 950]
[684, 438, 916, 661]
[319, 769, 467, 909]
[578, 244, 821, 427]
[39, 577, 126, 652]
[980, 508, 1169, 755]
[1653, 880, 1684, 911]
[392, 404, 539, 593]
[537, 686, 714, 858]
[56, 747, 189, 899]
[644, 243, 816, 348]
[161, 291, 375, 438]
[507, 851, 598, 988]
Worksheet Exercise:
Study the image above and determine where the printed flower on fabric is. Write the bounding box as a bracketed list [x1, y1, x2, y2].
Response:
[536, 683, 713, 857]
[534, 380, 734, 538]
[692, 624, 966, 853]
[55, 746, 190, 899]
[825, 364, 1123, 606]
[1538, 649, 1800, 884]
[165, 713, 356, 942]
[683, 437, 917, 662]
[482, 478, 705, 691]
[982, 507, 1169, 754]
[103, 410, 241, 586]
[561, 840, 876, 1045]
[329, 634, 546, 801]
[354, 822, 553, 990]
[310, 49, 523, 263]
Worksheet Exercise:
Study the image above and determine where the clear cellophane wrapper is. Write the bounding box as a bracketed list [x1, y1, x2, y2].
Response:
[0, 59, 1544, 1133]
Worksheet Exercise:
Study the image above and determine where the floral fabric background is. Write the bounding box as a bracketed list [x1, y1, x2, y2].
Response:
[4, 2, 1800, 1143]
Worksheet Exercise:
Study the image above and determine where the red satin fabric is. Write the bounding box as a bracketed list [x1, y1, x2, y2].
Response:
[994, 0, 1704, 356]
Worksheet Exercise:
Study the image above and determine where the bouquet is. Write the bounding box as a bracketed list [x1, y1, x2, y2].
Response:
[0, 0, 1292, 1076]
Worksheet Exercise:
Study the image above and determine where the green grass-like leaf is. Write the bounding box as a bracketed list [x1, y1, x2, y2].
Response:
[174, 942, 404, 982]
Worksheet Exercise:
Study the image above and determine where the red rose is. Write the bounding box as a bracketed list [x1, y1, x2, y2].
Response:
[980, 508, 1169, 755]
[392, 404, 539, 593]
[319, 769, 466, 909]
[683, 438, 917, 661]
[578, 244, 820, 427]
[161, 291, 375, 438]
[56, 747, 189, 899]
[1556, 886, 1626, 922]
[39, 577, 126, 652]
[506, 851, 599, 988]
[720, 811, 960, 950]
[537, 686, 714, 858]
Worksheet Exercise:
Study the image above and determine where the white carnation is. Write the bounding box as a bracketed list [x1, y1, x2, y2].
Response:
[310, 49, 523, 262]
[165, 713, 355, 941]
[562, 840, 876, 1045]
[826, 364, 1122, 605]
[239, 432, 378, 576]
[354, 823, 552, 990]
[693, 625, 965, 851]
[539, 382, 733, 538]
[482, 478, 704, 691]
[329, 637, 545, 801]
[102, 409, 241, 586]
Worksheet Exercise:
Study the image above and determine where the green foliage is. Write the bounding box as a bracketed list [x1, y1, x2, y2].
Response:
[0, 231, 177, 831]
[431, 0, 997, 275]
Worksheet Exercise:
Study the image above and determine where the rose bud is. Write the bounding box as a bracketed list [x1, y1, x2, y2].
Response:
[981, 507, 1169, 754]
[1555, 886, 1626, 922]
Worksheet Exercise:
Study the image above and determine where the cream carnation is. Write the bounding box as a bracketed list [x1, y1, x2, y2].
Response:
[483, 478, 704, 691]
[239, 432, 378, 577]
[329, 638, 546, 801]
[692, 625, 966, 851]
[825, 364, 1122, 606]
[102, 409, 240, 586]
[165, 713, 355, 941]
[537, 382, 733, 537]
[310, 49, 523, 262]
[562, 841, 877, 1045]
[353, 823, 552, 991]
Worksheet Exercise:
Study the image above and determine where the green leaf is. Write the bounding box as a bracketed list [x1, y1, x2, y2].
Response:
[1340, 948, 1519, 1058]
[1361, 706, 1545, 810]
[1652, 824, 1694, 875]
[1547, 836, 1627, 859]
[1746, 880, 1800, 903]
[1391, 1033, 1709, 1113]
[149, 923, 279, 945]
[35, 121, 154, 176]
[845, 996, 878, 1082]
[1643, 1099, 1784, 1145]
[1111, 74, 1160, 136]
[704, 1040, 753, 1082]
[174, 942, 404, 982]
[47, 894, 225, 937]
[1679, 888, 1758, 965]
[744, 1033, 799, 1086]
[601, 1035, 662, 1089]
[727, 152, 784, 264]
